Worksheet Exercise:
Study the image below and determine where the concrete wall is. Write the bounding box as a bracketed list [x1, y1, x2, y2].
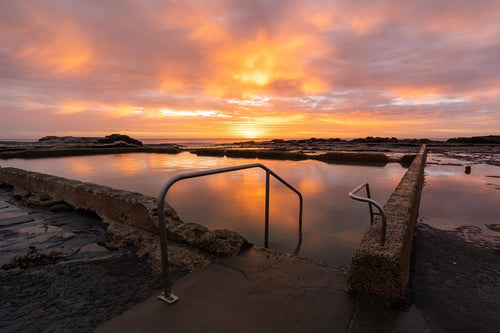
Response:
[0, 146, 181, 159]
[191, 148, 417, 166]
[0, 167, 249, 256]
[349, 145, 427, 306]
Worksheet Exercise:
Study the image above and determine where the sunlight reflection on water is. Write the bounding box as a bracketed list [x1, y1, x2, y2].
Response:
[1, 152, 406, 266]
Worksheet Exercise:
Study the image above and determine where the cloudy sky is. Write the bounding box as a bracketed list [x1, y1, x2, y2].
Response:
[1, 0, 499, 139]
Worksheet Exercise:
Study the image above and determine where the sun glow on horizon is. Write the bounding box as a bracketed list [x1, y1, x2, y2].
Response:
[230, 123, 266, 139]
[1, 0, 499, 139]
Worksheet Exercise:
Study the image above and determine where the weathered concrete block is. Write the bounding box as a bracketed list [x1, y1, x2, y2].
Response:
[0, 167, 167, 233]
[349, 145, 427, 306]
[168, 223, 251, 256]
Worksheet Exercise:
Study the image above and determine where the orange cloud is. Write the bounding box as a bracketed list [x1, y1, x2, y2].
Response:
[391, 86, 442, 100]
[202, 29, 328, 97]
[14, 16, 92, 75]
[56, 102, 89, 115]
[56, 102, 145, 117]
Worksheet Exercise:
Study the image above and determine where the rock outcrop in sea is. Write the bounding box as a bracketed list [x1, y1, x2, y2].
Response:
[38, 133, 143, 147]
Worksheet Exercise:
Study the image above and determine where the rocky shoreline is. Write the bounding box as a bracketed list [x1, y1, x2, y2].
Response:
[0, 134, 181, 159]
[2, 134, 499, 166]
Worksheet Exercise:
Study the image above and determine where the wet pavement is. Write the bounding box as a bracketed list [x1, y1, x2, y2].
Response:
[96, 247, 431, 333]
[0, 185, 163, 332]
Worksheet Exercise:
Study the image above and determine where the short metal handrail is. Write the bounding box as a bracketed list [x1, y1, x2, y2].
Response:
[349, 183, 387, 246]
[157, 163, 303, 303]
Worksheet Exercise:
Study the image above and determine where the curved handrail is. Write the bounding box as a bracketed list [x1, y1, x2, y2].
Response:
[349, 183, 386, 246]
[157, 163, 303, 303]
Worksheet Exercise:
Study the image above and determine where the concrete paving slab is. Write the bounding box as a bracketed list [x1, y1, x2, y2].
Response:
[96, 247, 354, 333]
[96, 247, 432, 333]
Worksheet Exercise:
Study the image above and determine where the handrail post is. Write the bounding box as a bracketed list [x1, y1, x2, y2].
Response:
[157, 189, 179, 304]
[265, 170, 270, 248]
[349, 183, 387, 246]
[293, 194, 303, 255]
[365, 183, 374, 225]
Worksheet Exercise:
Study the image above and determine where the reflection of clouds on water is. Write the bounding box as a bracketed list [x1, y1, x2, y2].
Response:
[485, 183, 500, 190]
[298, 177, 324, 195]
[420, 154, 500, 246]
[66, 158, 93, 176]
[485, 175, 500, 190]
[1, 152, 405, 266]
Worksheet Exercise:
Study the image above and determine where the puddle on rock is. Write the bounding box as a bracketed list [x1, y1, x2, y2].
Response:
[420, 154, 500, 249]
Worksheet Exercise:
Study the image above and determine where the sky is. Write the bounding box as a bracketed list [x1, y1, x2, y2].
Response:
[0, 0, 499, 140]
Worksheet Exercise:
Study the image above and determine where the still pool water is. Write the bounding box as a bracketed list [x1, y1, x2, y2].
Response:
[2, 152, 498, 265]
[0, 152, 406, 266]
[420, 155, 500, 246]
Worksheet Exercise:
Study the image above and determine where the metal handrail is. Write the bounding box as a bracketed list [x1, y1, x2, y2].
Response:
[157, 163, 303, 303]
[349, 183, 387, 246]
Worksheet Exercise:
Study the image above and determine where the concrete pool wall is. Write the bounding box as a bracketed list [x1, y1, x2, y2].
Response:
[349, 145, 427, 305]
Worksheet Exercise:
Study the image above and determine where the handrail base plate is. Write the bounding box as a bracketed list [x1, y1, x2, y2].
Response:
[158, 292, 179, 304]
